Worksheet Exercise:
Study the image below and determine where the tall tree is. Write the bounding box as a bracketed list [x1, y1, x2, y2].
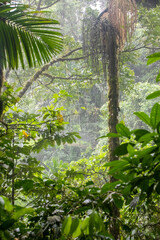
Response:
[83, 0, 137, 238]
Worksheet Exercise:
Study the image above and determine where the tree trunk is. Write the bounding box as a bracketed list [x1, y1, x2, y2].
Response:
[0, 66, 4, 118]
[108, 25, 119, 166]
[11, 160, 15, 205]
[107, 24, 120, 240]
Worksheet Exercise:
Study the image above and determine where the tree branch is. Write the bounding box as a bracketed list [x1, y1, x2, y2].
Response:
[123, 45, 160, 53]
[39, 0, 61, 10]
[18, 47, 83, 99]
[41, 73, 95, 85]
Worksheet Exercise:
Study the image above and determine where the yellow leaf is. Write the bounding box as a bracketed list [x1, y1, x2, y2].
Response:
[57, 112, 64, 123]
[22, 130, 29, 138]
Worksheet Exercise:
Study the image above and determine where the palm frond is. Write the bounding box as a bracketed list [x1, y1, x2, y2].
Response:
[0, 4, 63, 69]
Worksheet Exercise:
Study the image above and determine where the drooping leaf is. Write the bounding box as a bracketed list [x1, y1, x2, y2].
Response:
[13, 207, 33, 219]
[134, 112, 151, 127]
[150, 103, 160, 129]
[101, 181, 120, 194]
[133, 129, 150, 141]
[146, 90, 160, 100]
[114, 143, 132, 156]
[89, 211, 104, 233]
[127, 144, 135, 154]
[147, 52, 160, 65]
[62, 215, 72, 236]
[15, 179, 34, 192]
[116, 123, 131, 138]
[138, 133, 155, 146]
[106, 133, 120, 138]
[69, 218, 81, 237]
[2, 196, 13, 212]
[81, 216, 90, 235]
[137, 146, 157, 158]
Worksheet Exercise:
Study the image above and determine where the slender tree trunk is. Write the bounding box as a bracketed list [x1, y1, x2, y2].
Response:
[11, 138, 15, 206]
[11, 160, 15, 205]
[0, 66, 4, 118]
[108, 25, 119, 166]
[107, 24, 120, 240]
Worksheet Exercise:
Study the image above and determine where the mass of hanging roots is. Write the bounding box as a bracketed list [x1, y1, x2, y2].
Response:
[82, 0, 137, 75]
[82, 12, 103, 75]
[108, 0, 137, 51]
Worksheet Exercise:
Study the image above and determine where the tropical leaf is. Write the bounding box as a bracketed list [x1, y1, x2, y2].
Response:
[116, 123, 131, 138]
[0, 4, 62, 69]
[147, 52, 160, 65]
[132, 129, 150, 141]
[134, 112, 151, 127]
[146, 90, 160, 100]
[150, 103, 160, 129]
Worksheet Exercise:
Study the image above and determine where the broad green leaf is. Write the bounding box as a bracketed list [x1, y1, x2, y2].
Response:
[13, 207, 33, 219]
[146, 90, 160, 100]
[62, 216, 72, 236]
[100, 233, 114, 239]
[138, 133, 154, 146]
[147, 52, 160, 65]
[72, 222, 81, 238]
[89, 211, 104, 233]
[101, 181, 120, 194]
[133, 129, 150, 141]
[109, 164, 130, 175]
[81, 216, 90, 235]
[137, 146, 157, 158]
[150, 103, 160, 129]
[114, 143, 130, 156]
[55, 135, 61, 146]
[104, 160, 128, 168]
[116, 123, 131, 138]
[127, 144, 135, 154]
[106, 133, 120, 138]
[2, 196, 13, 212]
[134, 112, 151, 127]
[69, 218, 81, 237]
[15, 179, 34, 192]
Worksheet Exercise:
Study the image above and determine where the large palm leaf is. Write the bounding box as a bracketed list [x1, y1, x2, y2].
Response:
[0, 4, 63, 69]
